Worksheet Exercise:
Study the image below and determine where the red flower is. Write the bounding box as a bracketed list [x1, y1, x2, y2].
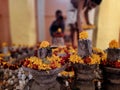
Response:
[84, 57, 91, 64]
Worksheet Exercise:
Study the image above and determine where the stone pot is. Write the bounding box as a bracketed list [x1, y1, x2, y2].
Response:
[72, 63, 97, 90]
[103, 67, 120, 90]
[23, 64, 66, 90]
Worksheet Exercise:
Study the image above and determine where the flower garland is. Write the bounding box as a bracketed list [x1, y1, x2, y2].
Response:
[0, 59, 19, 70]
[92, 47, 107, 61]
[23, 55, 63, 70]
[69, 53, 101, 65]
[52, 46, 77, 56]
[60, 71, 74, 77]
[69, 54, 84, 64]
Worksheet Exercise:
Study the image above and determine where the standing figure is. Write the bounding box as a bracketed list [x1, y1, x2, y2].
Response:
[71, 0, 102, 31]
[66, 0, 102, 46]
[50, 10, 65, 46]
[50, 10, 65, 42]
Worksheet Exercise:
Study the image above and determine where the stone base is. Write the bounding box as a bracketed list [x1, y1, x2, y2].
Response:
[103, 83, 120, 90]
[73, 64, 96, 90]
[107, 48, 120, 62]
[75, 81, 95, 90]
[30, 81, 60, 90]
[52, 37, 64, 47]
[78, 39, 92, 57]
[38, 48, 52, 59]
[103, 67, 120, 90]
[23, 65, 66, 90]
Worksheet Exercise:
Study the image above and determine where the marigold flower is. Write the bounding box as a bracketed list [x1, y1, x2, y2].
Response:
[79, 31, 88, 39]
[58, 28, 62, 33]
[109, 40, 119, 48]
[40, 41, 50, 48]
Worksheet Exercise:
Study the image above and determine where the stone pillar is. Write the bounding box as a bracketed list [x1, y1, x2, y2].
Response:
[9, 0, 37, 46]
[0, 0, 11, 46]
[103, 67, 120, 90]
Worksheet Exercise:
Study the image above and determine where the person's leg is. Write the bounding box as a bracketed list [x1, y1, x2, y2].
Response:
[69, 24, 75, 46]
[82, 8, 95, 29]
[84, 9, 91, 25]
[77, 0, 86, 32]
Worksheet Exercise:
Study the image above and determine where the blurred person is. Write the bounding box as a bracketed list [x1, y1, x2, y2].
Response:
[50, 10, 65, 38]
[64, 25, 72, 46]
[66, 0, 102, 46]
[71, 0, 102, 31]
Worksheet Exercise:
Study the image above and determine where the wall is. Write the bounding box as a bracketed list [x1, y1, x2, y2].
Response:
[97, 0, 120, 49]
[37, 0, 45, 42]
[9, 0, 37, 46]
[0, 0, 11, 46]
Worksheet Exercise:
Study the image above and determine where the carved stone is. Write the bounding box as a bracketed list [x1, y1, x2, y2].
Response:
[52, 37, 64, 47]
[38, 48, 52, 59]
[23, 65, 66, 90]
[73, 64, 97, 90]
[103, 67, 120, 90]
[78, 39, 92, 58]
[107, 48, 120, 61]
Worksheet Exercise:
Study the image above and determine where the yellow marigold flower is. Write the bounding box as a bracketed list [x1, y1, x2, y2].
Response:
[90, 54, 100, 64]
[101, 53, 107, 61]
[109, 40, 119, 48]
[40, 41, 50, 48]
[92, 47, 104, 54]
[52, 48, 59, 52]
[2, 42, 7, 47]
[60, 71, 75, 77]
[78, 59, 84, 64]
[69, 49, 76, 54]
[70, 54, 83, 64]
[60, 71, 68, 76]
[117, 60, 120, 62]
[69, 71, 75, 77]
[92, 47, 107, 61]
[47, 55, 61, 62]
[0, 57, 2, 60]
[26, 55, 62, 70]
[27, 64, 32, 68]
[79, 31, 88, 39]
[58, 28, 62, 33]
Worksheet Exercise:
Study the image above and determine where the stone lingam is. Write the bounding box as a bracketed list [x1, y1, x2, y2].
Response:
[71, 31, 99, 90]
[102, 40, 120, 90]
[23, 41, 67, 90]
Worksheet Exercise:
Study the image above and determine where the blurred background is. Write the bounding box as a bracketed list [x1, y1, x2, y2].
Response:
[0, 0, 120, 49]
